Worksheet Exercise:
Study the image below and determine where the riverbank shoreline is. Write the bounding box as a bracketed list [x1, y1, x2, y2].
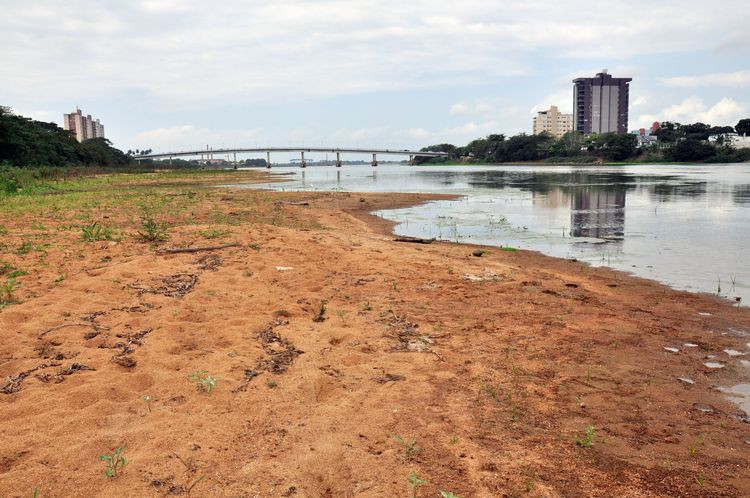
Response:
[1, 171, 749, 496]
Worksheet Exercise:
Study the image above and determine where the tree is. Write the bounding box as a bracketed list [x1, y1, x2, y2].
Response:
[653, 122, 681, 143]
[736, 118, 750, 136]
[592, 133, 638, 161]
[668, 138, 716, 161]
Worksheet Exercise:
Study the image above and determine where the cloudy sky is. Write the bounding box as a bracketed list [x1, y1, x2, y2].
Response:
[2, 0, 749, 155]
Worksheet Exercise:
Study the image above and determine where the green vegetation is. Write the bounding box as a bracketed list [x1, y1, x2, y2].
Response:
[99, 446, 128, 478]
[420, 118, 750, 164]
[81, 221, 115, 242]
[313, 300, 327, 322]
[440, 492, 460, 498]
[393, 435, 419, 461]
[137, 209, 168, 242]
[407, 471, 426, 498]
[199, 228, 230, 239]
[1, 106, 131, 168]
[0, 278, 18, 306]
[575, 425, 596, 447]
[190, 371, 219, 393]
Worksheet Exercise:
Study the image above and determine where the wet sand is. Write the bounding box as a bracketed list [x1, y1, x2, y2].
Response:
[1, 173, 749, 497]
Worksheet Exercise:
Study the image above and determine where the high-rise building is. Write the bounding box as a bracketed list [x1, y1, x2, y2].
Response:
[63, 108, 105, 142]
[573, 70, 631, 134]
[532, 105, 574, 138]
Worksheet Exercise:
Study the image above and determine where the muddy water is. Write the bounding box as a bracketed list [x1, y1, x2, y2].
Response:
[242, 163, 750, 305]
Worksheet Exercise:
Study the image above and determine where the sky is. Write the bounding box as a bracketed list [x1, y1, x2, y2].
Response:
[2, 0, 749, 158]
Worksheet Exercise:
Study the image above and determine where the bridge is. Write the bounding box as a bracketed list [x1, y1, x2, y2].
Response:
[132, 146, 448, 167]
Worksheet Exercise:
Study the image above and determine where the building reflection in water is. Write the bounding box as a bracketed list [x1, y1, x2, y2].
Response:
[570, 186, 625, 239]
[534, 184, 626, 240]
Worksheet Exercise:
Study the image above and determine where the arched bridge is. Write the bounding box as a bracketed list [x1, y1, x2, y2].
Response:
[132, 146, 448, 167]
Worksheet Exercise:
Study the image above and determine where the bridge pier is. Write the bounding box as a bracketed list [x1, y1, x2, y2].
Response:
[371, 153, 378, 167]
[336, 152, 342, 167]
[266, 151, 271, 169]
[408, 155, 415, 166]
[300, 151, 306, 168]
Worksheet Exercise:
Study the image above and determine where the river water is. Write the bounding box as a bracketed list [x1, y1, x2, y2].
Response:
[240, 163, 750, 305]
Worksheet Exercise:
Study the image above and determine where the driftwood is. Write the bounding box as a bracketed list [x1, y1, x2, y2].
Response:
[157, 243, 241, 254]
[393, 236, 435, 244]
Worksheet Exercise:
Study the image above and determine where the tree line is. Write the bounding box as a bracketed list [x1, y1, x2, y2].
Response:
[0, 106, 131, 167]
[420, 119, 750, 164]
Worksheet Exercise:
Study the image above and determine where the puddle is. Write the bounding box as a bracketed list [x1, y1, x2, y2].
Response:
[677, 377, 695, 385]
[684, 343, 699, 348]
[692, 403, 715, 413]
[716, 384, 750, 420]
[664, 347, 679, 353]
[704, 362, 725, 369]
[724, 349, 747, 357]
[741, 360, 750, 368]
[698, 312, 712, 316]
[706, 354, 717, 359]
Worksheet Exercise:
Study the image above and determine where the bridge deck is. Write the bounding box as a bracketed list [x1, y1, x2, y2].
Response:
[134, 146, 447, 160]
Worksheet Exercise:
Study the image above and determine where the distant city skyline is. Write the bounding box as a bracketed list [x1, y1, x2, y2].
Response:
[2, 1, 748, 155]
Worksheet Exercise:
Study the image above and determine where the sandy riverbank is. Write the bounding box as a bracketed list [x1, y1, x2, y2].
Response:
[1, 171, 749, 497]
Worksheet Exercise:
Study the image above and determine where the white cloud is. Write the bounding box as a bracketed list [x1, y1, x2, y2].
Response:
[2, 1, 747, 105]
[636, 97, 746, 127]
[659, 70, 750, 87]
[449, 104, 470, 115]
[133, 125, 262, 150]
[12, 109, 57, 123]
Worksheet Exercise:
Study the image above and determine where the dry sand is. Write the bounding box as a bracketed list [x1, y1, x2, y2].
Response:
[1, 173, 749, 497]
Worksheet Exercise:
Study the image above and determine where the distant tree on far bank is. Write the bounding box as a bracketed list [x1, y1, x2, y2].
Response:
[736, 119, 750, 136]
[418, 117, 750, 164]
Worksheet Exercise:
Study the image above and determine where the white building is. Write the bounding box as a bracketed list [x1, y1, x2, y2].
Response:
[533, 105, 574, 138]
[709, 133, 750, 149]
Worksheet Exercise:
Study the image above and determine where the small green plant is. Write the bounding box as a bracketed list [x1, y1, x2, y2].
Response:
[440, 492, 460, 498]
[695, 473, 705, 487]
[408, 471, 426, 498]
[688, 436, 704, 457]
[313, 300, 327, 322]
[15, 241, 33, 255]
[100, 446, 128, 478]
[481, 383, 499, 400]
[337, 310, 349, 326]
[81, 221, 114, 242]
[449, 436, 459, 445]
[362, 302, 372, 311]
[266, 379, 278, 389]
[199, 228, 230, 239]
[1, 278, 18, 306]
[7, 269, 27, 278]
[248, 243, 261, 251]
[54, 274, 65, 283]
[393, 435, 419, 461]
[575, 425, 596, 447]
[501, 246, 518, 252]
[137, 211, 168, 242]
[190, 370, 219, 393]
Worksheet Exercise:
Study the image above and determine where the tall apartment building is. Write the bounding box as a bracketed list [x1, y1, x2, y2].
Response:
[533, 105, 574, 138]
[63, 108, 105, 142]
[573, 70, 631, 134]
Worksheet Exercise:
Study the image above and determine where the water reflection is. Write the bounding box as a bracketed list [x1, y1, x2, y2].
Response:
[570, 187, 626, 240]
